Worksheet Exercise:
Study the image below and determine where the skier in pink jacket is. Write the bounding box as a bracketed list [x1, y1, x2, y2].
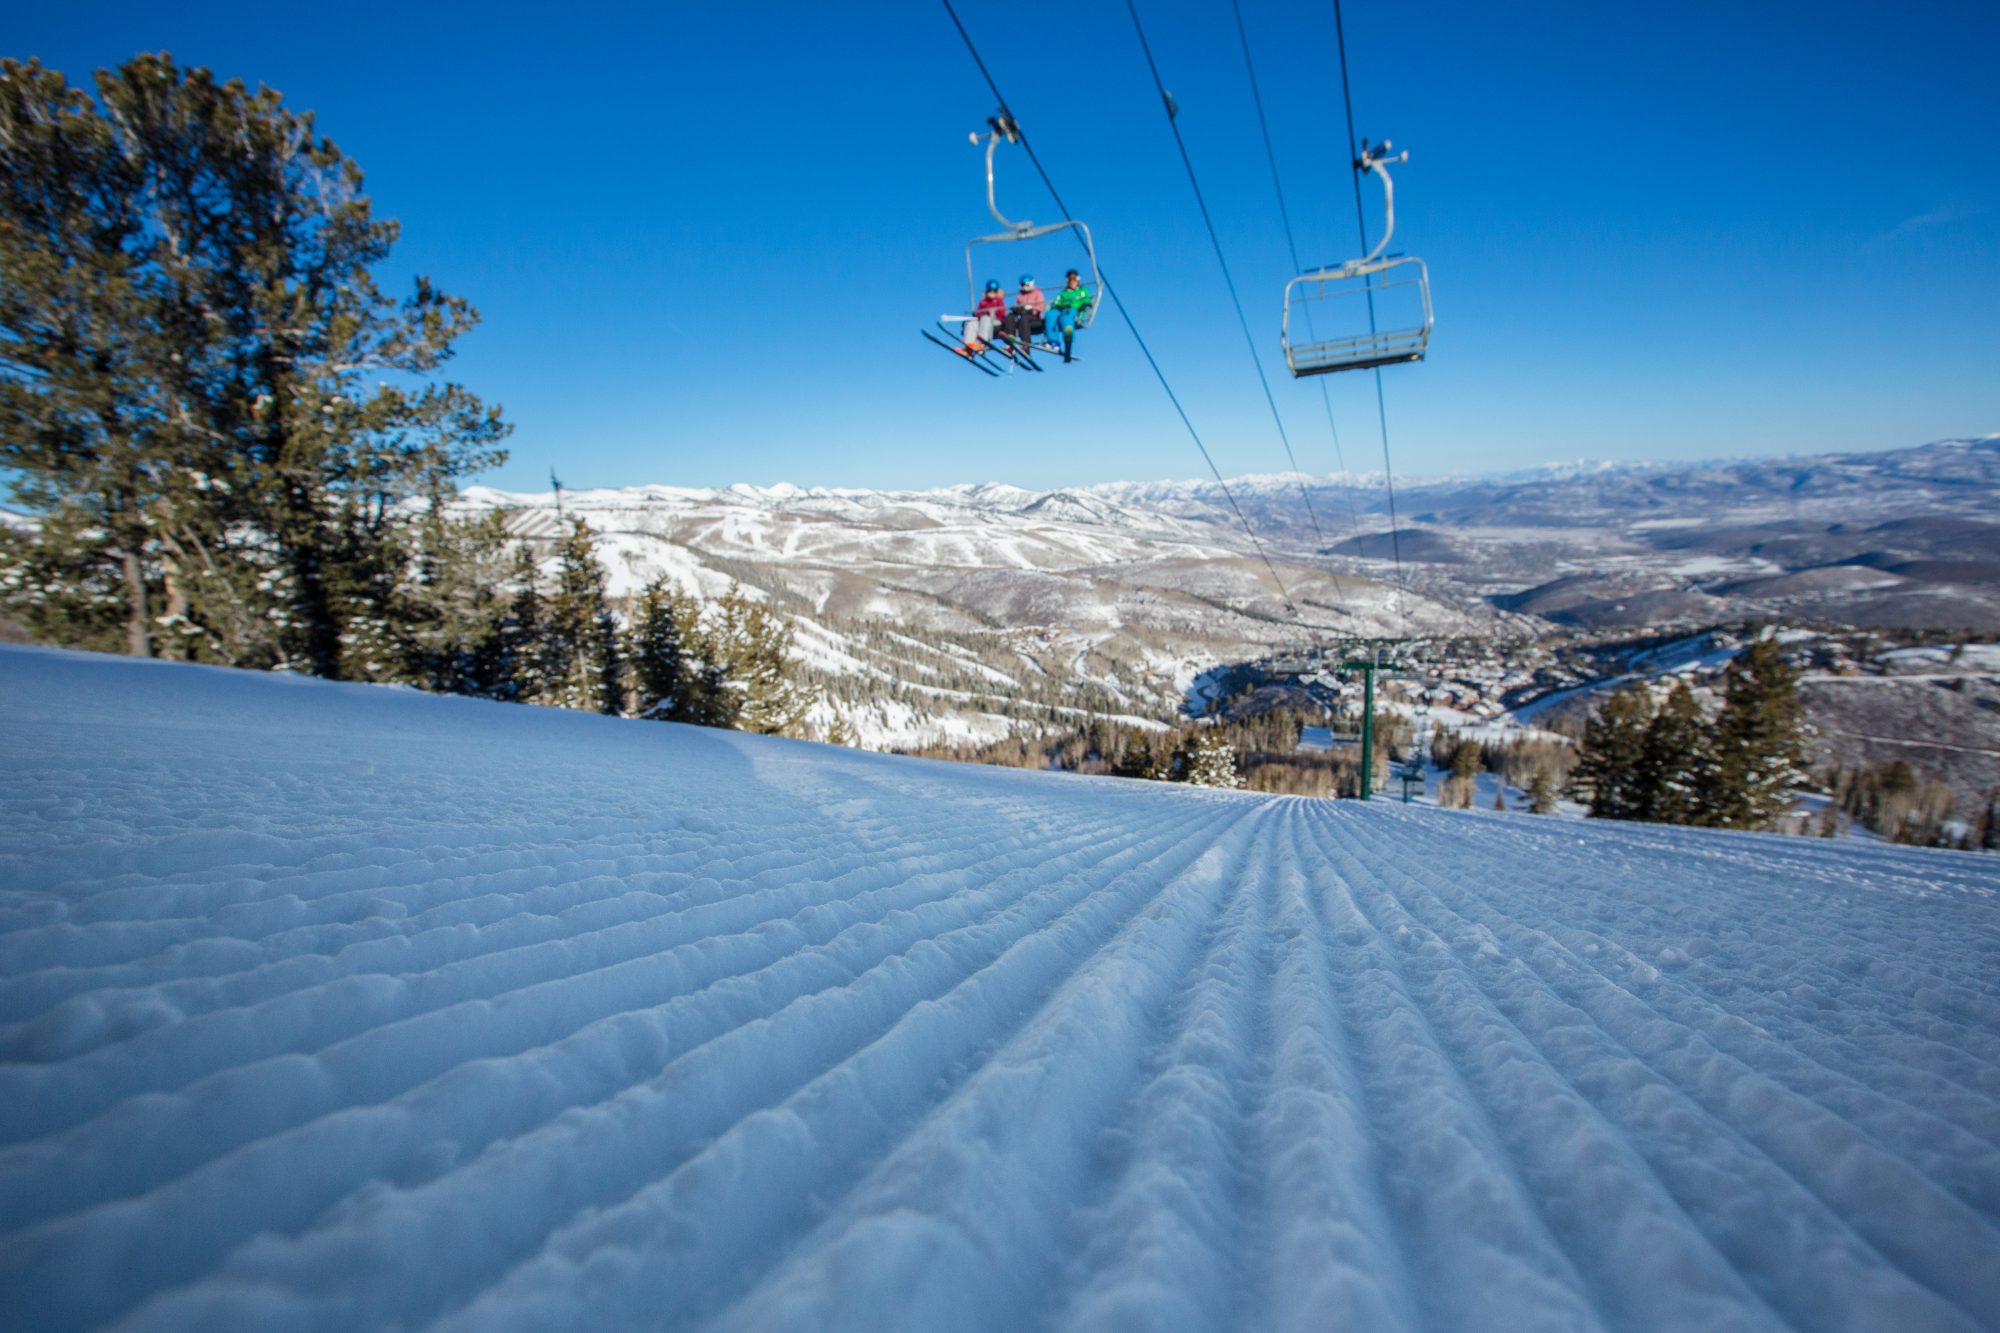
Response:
[1004, 275, 1047, 355]
[961, 279, 1008, 354]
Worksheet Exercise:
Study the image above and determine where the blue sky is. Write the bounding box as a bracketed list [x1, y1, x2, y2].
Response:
[14, 1, 1998, 492]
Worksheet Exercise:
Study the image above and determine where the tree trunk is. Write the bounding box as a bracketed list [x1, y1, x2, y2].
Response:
[120, 546, 153, 658]
[159, 553, 190, 661]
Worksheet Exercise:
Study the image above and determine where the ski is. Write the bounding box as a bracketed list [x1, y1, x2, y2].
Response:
[994, 339, 1043, 372]
[970, 342, 1015, 373]
[921, 327, 1001, 376]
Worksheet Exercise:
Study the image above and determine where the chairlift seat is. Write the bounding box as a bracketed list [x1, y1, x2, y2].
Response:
[1282, 254, 1432, 378]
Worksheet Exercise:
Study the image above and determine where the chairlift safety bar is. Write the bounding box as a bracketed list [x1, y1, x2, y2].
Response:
[963, 117, 1102, 330]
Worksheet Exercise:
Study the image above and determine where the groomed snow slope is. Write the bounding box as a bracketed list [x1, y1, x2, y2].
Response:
[2, 647, 1998, 1333]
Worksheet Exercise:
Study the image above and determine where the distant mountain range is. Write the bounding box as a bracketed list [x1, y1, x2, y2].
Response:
[461, 436, 1997, 744]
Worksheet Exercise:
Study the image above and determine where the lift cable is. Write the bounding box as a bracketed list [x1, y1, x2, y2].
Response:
[1122, 0, 1352, 624]
[1229, 0, 1367, 559]
[940, 0, 1303, 625]
[1332, 0, 1409, 625]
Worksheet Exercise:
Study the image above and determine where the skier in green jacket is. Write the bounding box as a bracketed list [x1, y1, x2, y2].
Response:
[1045, 269, 1092, 363]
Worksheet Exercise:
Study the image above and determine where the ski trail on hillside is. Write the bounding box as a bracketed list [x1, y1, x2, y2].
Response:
[2, 648, 1997, 1332]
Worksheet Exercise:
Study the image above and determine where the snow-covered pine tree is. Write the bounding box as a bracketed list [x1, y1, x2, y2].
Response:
[483, 544, 546, 703]
[1184, 730, 1242, 789]
[1572, 686, 1654, 819]
[706, 586, 808, 735]
[1636, 680, 1711, 824]
[539, 521, 621, 714]
[1704, 637, 1806, 829]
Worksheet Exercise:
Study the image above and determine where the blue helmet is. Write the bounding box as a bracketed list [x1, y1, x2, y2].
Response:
[985, 279, 1002, 292]
[1019, 274, 1036, 286]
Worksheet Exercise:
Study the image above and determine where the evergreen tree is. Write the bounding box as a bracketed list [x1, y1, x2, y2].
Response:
[1636, 681, 1711, 824]
[0, 510, 130, 653]
[0, 56, 508, 675]
[397, 504, 516, 696]
[1526, 767, 1558, 814]
[1183, 730, 1243, 789]
[626, 575, 707, 722]
[1112, 729, 1174, 780]
[1971, 793, 1998, 853]
[0, 60, 160, 657]
[705, 586, 808, 735]
[484, 543, 545, 703]
[1573, 686, 1655, 819]
[539, 522, 620, 714]
[1703, 638, 1806, 830]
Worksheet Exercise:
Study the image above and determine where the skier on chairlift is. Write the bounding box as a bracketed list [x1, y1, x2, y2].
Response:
[961, 279, 1008, 356]
[1046, 269, 1091, 362]
[1004, 274, 1047, 356]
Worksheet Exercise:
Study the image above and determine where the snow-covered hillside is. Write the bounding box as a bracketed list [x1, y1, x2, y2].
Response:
[3, 646, 1997, 1331]
[457, 477, 1439, 749]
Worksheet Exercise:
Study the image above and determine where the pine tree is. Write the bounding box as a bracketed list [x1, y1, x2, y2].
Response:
[1703, 637, 1806, 829]
[1183, 730, 1243, 789]
[0, 60, 167, 658]
[1975, 793, 1999, 853]
[1636, 680, 1711, 824]
[398, 504, 515, 696]
[0, 56, 508, 675]
[1112, 729, 1172, 780]
[705, 586, 808, 735]
[627, 575, 706, 722]
[1572, 686, 1655, 819]
[485, 543, 546, 703]
[539, 522, 620, 714]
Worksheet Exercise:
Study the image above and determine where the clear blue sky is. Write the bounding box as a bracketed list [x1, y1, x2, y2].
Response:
[14, 1, 1998, 492]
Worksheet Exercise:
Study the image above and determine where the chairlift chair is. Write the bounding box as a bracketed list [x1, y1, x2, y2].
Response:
[1282, 139, 1433, 378]
[932, 115, 1103, 369]
[1410, 695, 1435, 751]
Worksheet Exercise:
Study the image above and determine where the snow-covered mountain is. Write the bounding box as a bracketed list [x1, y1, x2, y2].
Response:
[477, 437, 2000, 619]
[4, 645, 1996, 1330]
[457, 475, 1466, 748]
[457, 437, 1998, 746]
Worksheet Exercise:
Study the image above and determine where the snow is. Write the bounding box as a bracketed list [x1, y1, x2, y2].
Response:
[1509, 636, 1747, 725]
[3, 644, 1999, 1331]
[1880, 643, 2000, 674]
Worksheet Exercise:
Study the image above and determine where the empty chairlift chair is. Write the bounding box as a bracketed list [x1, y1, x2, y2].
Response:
[1282, 139, 1433, 377]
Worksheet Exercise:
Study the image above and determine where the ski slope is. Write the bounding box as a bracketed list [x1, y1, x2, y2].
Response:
[2, 646, 1997, 1332]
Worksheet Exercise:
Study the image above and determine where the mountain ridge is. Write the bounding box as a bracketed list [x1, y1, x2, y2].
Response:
[459, 437, 2000, 746]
